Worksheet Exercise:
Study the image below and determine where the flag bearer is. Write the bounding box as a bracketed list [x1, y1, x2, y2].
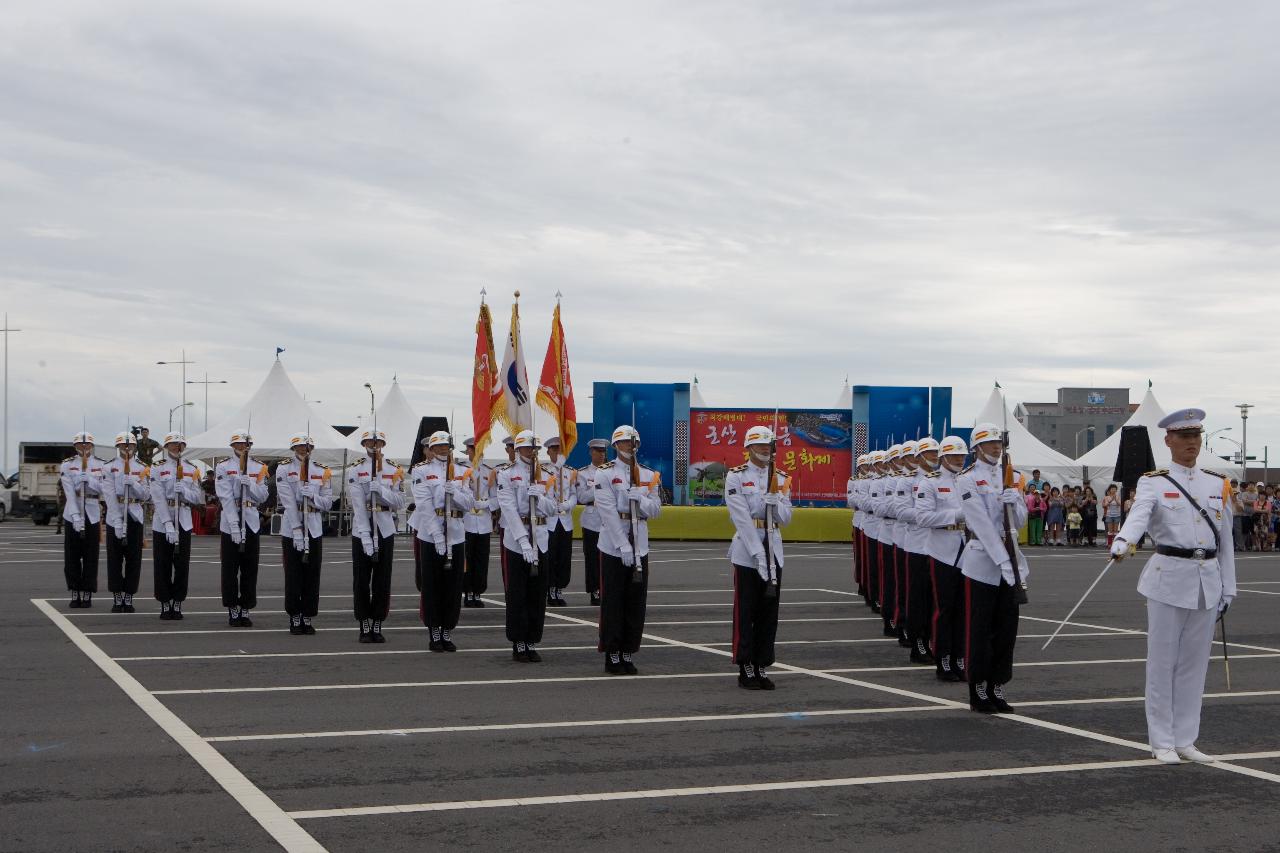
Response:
[913, 436, 969, 681]
[495, 430, 557, 662]
[904, 438, 938, 665]
[215, 430, 270, 627]
[410, 431, 474, 651]
[276, 434, 334, 635]
[578, 438, 610, 605]
[543, 436, 577, 606]
[462, 437, 497, 608]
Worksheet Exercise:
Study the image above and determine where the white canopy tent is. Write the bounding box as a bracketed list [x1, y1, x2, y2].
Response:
[690, 376, 707, 408]
[350, 379, 422, 463]
[976, 386, 1080, 485]
[835, 380, 852, 410]
[183, 359, 353, 466]
[1077, 386, 1237, 485]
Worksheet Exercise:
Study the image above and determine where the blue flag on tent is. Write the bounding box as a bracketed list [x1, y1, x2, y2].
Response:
[276, 347, 285, 358]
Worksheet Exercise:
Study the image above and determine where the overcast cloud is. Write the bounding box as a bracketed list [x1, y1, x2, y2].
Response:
[2, 0, 1278, 467]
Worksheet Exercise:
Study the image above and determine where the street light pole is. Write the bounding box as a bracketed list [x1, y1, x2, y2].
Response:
[169, 402, 193, 432]
[1074, 425, 1095, 459]
[2, 313, 21, 477]
[1205, 427, 1232, 458]
[1237, 403, 1252, 483]
[157, 350, 196, 434]
[186, 372, 228, 432]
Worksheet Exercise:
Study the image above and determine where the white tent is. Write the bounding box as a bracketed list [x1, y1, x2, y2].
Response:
[350, 379, 422, 463]
[690, 376, 707, 408]
[1077, 386, 1236, 485]
[183, 359, 353, 466]
[835, 380, 852, 410]
[976, 386, 1080, 485]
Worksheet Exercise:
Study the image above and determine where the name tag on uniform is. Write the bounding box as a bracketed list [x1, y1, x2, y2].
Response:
[975, 480, 988, 486]
[939, 487, 951, 493]
[1163, 492, 1180, 499]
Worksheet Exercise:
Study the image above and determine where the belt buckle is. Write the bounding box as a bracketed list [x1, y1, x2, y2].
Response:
[1192, 548, 1206, 561]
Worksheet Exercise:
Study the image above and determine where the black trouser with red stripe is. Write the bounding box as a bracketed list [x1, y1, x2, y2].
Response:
[864, 532, 880, 608]
[352, 533, 394, 621]
[154, 529, 192, 603]
[64, 522, 100, 592]
[582, 528, 601, 596]
[281, 535, 322, 617]
[220, 530, 261, 610]
[852, 529, 863, 597]
[598, 553, 648, 654]
[732, 563, 782, 668]
[419, 539, 464, 629]
[906, 550, 933, 646]
[463, 532, 490, 596]
[929, 557, 965, 669]
[547, 526, 573, 591]
[881, 541, 898, 631]
[106, 517, 143, 595]
[965, 576, 1020, 687]
[502, 546, 548, 644]
[895, 544, 908, 630]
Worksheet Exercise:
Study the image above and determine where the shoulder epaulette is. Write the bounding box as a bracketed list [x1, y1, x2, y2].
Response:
[64, 456, 75, 463]
[777, 470, 790, 481]
[412, 460, 429, 469]
[1143, 469, 1169, 478]
[925, 471, 941, 479]
[351, 456, 366, 466]
[1201, 468, 1227, 479]
[729, 463, 748, 473]
[960, 463, 976, 474]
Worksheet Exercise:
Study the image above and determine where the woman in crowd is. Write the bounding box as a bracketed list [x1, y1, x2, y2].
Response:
[1102, 484, 1122, 548]
[1025, 488, 1045, 546]
[1045, 486, 1066, 546]
[1081, 486, 1099, 547]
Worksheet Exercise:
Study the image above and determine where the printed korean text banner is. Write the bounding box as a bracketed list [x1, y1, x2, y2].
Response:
[688, 408, 853, 506]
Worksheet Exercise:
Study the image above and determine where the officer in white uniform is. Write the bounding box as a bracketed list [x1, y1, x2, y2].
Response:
[495, 430, 557, 662]
[61, 432, 104, 608]
[874, 445, 904, 638]
[410, 431, 474, 651]
[848, 455, 867, 603]
[861, 450, 887, 616]
[1111, 408, 1236, 765]
[215, 430, 270, 627]
[726, 425, 793, 690]
[102, 432, 148, 612]
[913, 436, 970, 681]
[349, 429, 406, 643]
[593, 425, 662, 675]
[890, 441, 919, 649]
[276, 434, 335, 635]
[905, 438, 939, 664]
[462, 437, 498, 608]
[543, 436, 577, 607]
[577, 438, 610, 605]
[957, 423, 1028, 713]
[149, 433, 204, 620]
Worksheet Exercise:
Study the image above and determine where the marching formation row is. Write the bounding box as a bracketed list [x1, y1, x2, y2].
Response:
[55, 423, 790, 683]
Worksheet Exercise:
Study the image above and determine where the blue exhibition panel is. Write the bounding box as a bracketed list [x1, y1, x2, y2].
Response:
[591, 382, 690, 503]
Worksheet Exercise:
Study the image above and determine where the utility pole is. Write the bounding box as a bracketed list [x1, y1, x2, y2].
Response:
[2, 313, 20, 477]
[186, 372, 228, 432]
[1237, 403, 1252, 483]
[157, 350, 196, 434]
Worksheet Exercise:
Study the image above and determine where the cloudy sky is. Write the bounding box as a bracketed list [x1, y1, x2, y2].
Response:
[3, 0, 1277, 469]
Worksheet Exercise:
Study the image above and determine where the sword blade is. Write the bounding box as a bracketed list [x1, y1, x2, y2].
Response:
[1040, 558, 1116, 651]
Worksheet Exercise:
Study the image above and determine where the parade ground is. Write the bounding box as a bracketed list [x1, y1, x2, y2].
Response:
[6, 522, 1280, 852]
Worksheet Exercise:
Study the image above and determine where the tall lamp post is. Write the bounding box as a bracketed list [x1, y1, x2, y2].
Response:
[1237, 403, 1253, 483]
[1074, 425, 1095, 459]
[157, 350, 196, 434]
[186, 373, 228, 432]
[1205, 427, 1232, 458]
[2, 313, 20, 477]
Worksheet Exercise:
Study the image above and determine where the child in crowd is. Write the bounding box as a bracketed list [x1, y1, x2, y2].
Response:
[1066, 503, 1083, 546]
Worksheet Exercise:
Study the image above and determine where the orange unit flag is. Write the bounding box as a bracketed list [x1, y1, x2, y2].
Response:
[471, 300, 504, 458]
[536, 300, 577, 456]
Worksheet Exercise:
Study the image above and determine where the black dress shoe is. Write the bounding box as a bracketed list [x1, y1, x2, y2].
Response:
[525, 648, 542, 663]
[970, 685, 997, 713]
[442, 638, 457, 653]
[589, 593, 601, 606]
[69, 596, 82, 609]
[160, 605, 172, 620]
[359, 631, 374, 644]
[290, 623, 305, 635]
[371, 631, 386, 644]
[738, 671, 761, 690]
[756, 674, 776, 690]
[622, 659, 638, 675]
[513, 646, 529, 662]
[605, 658, 623, 675]
[122, 600, 135, 613]
[473, 598, 486, 608]
[990, 685, 1015, 714]
[171, 603, 183, 621]
[870, 603, 881, 614]
[302, 622, 315, 635]
[882, 625, 897, 637]
[81, 595, 92, 608]
[111, 602, 124, 613]
[936, 668, 962, 682]
[238, 615, 253, 627]
[897, 631, 911, 649]
[429, 639, 444, 652]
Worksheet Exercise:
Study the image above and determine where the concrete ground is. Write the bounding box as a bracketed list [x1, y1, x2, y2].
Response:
[4, 522, 1279, 852]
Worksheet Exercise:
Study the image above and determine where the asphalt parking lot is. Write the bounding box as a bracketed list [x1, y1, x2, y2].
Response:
[5, 522, 1280, 852]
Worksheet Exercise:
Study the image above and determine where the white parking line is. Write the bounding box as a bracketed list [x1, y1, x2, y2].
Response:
[31, 599, 326, 852]
[285, 751, 1280, 819]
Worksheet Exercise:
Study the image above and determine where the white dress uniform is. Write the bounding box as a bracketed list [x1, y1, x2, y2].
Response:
[862, 467, 888, 617]
[347, 454, 406, 637]
[275, 454, 335, 629]
[904, 451, 938, 662]
[873, 462, 903, 635]
[544, 460, 578, 604]
[913, 458, 968, 680]
[848, 470, 864, 600]
[495, 446, 558, 656]
[956, 444, 1028, 711]
[214, 453, 270, 622]
[409, 455, 475, 643]
[101, 447, 149, 607]
[1114, 409, 1236, 759]
[593, 451, 662, 666]
[577, 448, 608, 602]
[148, 451, 205, 615]
[725, 451, 792, 677]
[60, 441, 104, 604]
[462, 455, 498, 605]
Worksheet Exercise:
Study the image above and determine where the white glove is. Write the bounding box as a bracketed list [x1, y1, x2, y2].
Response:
[529, 484, 547, 497]
[998, 560, 1013, 577]
[229, 528, 243, 546]
[75, 470, 90, 486]
[292, 533, 306, 552]
[999, 488, 1022, 506]
[1110, 538, 1129, 560]
[114, 523, 127, 541]
[1219, 595, 1233, 614]
[762, 492, 782, 507]
[519, 538, 537, 564]
[433, 535, 447, 557]
[627, 486, 648, 502]
[165, 521, 178, 545]
[360, 536, 374, 557]
[558, 500, 574, 513]
[445, 481, 462, 497]
[618, 542, 635, 567]
[753, 551, 769, 579]
[71, 513, 85, 533]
